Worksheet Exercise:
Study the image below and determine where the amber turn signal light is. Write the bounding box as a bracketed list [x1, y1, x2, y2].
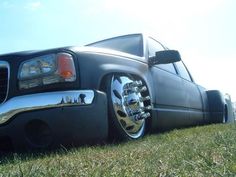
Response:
[57, 53, 76, 80]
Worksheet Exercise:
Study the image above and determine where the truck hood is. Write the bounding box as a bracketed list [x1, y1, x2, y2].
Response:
[69, 46, 144, 60]
[0, 46, 144, 61]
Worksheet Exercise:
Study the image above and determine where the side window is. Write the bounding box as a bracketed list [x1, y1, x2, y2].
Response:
[148, 37, 176, 74]
[158, 64, 177, 74]
[175, 61, 192, 81]
[148, 38, 164, 57]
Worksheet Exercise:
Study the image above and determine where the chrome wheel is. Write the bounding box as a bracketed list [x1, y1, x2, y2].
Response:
[110, 75, 151, 139]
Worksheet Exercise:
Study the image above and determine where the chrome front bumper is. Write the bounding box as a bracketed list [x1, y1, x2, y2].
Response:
[0, 90, 95, 125]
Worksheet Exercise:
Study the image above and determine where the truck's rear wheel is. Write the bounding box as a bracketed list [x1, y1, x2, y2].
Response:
[106, 74, 151, 140]
[223, 105, 228, 123]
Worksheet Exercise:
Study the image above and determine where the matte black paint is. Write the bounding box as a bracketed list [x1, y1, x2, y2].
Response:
[70, 46, 224, 130]
[0, 34, 226, 150]
[0, 91, 107, 151]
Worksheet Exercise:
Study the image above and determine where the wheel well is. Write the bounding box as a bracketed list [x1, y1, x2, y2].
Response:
[99, 73, 152, 133]
[99, 74, 110, 92]
[99, 73, 149, 96]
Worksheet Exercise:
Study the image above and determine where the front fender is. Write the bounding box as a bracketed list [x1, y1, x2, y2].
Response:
[75, 52, 156, 105]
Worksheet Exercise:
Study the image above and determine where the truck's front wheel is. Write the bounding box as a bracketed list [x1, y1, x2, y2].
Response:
[106, 74, 151, 140]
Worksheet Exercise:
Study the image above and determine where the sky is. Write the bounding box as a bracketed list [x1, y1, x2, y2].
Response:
[0, 0, 236, 100]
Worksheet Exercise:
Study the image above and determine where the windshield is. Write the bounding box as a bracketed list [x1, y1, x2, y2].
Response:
[87, 34, 144, 57]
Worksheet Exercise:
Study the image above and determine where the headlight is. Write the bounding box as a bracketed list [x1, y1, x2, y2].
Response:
[18, 53, 76, 90]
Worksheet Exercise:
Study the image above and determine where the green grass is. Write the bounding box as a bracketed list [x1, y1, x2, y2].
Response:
[1, 124, 236, 176]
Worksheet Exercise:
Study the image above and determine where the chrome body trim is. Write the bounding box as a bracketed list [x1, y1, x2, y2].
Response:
[0, 61, 10, 103]
[0, 90, 94, 125]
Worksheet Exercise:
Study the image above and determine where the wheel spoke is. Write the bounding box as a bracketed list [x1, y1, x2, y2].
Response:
[113, 89, 122, 99]
[117, 110, 127, 117]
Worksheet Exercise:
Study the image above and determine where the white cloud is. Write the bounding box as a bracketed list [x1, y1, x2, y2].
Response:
[25, 1, 42, 10]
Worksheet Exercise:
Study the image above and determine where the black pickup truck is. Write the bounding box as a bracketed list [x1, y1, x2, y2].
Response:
[0, 33, 227, 151]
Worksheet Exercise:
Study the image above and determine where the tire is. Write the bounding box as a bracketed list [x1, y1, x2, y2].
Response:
[207, 90, 226, 124]
[106, 74, 151, 140]
[223, 105, 228, 123]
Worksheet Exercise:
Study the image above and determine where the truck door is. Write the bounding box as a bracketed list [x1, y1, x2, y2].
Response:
[147, 37, 189, 129]
[174, 61, 204, 125]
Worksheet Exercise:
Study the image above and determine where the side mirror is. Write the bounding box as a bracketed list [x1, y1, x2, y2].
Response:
[148, 50, 181, 66]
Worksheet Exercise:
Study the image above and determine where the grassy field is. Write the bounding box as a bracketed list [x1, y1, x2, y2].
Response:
[0, 124, 236, 177]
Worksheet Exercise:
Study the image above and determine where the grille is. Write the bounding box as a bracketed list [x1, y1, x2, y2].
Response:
[0, 67, 8, 103]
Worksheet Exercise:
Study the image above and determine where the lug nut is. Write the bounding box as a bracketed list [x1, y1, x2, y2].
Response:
[144, 105, 152, 110]
[139, 96, 150, 102]
[139, 86, 147, 92]
[126, 80, 143, 88]
[140, 105, 152, 111]
[134, 112, 151, 121]
[135, 80, 143, 87]
[140, 112, 151, 119]
[128, 109, 144, 116]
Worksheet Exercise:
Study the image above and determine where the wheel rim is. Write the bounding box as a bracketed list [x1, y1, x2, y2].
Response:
[110, 75, 151, 138]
